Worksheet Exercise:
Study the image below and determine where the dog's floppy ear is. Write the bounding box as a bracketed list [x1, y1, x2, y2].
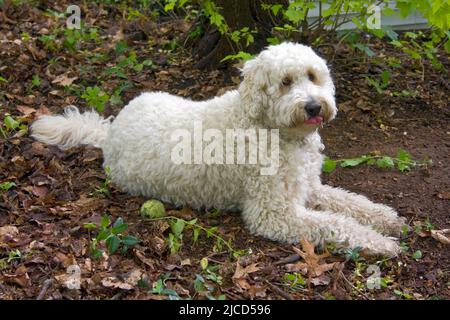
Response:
[239, 56, 268, 120]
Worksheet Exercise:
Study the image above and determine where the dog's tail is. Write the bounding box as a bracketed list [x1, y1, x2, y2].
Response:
[31, 106, 113, 149]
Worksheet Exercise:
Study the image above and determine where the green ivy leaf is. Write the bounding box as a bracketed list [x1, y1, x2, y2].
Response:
[193, 227, 200, 244]
[171, 219, 185, 237]
[83, 222, 97, 230]
[101, 215, 110, 228]
[412, 250, 422, 260]
[340, 157, 368, 167]
[106, 235, 120, 254]
[200, 257, 208, 270]
[111, 222, 128, 235]
[0, 181, 16, 191]
[91, 248, 103, 259]
[376, 156, 395, 169]
[221, 51, 254, 63]
[4, 116, 20, 130]
[122, 235, 140, 246]
[113, 217, 124, 228]
[322, 157, 337, 173]
[96, 230, 110, 241]
[397, 149, 411, 162]
[187, 218, 198, 225]
[205, 227, 218, 238]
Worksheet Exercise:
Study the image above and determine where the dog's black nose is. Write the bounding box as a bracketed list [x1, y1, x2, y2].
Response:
[305, 100, 322, 117]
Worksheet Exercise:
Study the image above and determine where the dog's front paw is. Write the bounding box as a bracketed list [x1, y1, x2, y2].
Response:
[372, 205, 409, 237]
[385, 216, 409, 237]
[361, 237, 402, 258]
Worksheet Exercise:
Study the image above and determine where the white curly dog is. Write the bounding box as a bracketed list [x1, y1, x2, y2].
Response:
[31, 42, 406, 256]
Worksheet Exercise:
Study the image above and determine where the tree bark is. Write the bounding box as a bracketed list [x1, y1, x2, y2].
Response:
[190, 0, 287, 69]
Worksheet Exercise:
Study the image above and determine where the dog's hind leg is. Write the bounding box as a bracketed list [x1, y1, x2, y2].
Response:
[307, 184, 407, 237]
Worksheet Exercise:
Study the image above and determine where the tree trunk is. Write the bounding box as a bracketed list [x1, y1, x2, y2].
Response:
[190, 0, 286, 69]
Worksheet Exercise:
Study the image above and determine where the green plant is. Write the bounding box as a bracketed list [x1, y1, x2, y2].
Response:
[283, 272, 306, 289]
[394, 289, 413, 299]
[20, 32, 31, 41]
[0, 181, 16, 191]
[413, 218, 436, 237]
[365, 70, 391, 94]
[1, 115, 28, 139]
[83, 215, 140, 258]
[193, 273, 226, 300]
[200, 258, 223, 285]
[411, 250, 422, 260]
[146, 215, 245, 257]
[31, 74, 41, 88]
[39, 34, 58, 51]
[322, 149, 431, 173]
[165, 0, 449, 67]
[90, 166, 112, 196]
[81, 86, 110, 113]
[0, 249, 23, 269]
[400, 241, 410, 253]
[107, 52, 153, 79]
[345, 246, 363, 262]
[392, 89, 418, 97]
[109, 82, 133, 106]
[63, 26, 100, 52]
[150, 270, 225, 300]
[151, 273, 181, 299]
[221, 51, 254, 63]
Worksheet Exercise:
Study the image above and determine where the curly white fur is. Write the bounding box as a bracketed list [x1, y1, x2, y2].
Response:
[31, 43, 406, 256]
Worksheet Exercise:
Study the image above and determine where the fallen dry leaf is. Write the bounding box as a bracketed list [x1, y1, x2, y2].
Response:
[16, 105, 36, 116]
[134, 249, 155, 269]
[233, 260, 260, 280]
[232, 259, 260, 292]
[0, 225, 19, 244]
[101, 269, 143, 290]
[2, 265, 31, 287]
[289, 239, 336, 278]
[430, 229, 450, 245]
[248, 284, 267, 298]
[310, 274, 331, 286]
[436, 192, 450, 200]
[52, 73, 78, 87]
[35, 106, 52, 117]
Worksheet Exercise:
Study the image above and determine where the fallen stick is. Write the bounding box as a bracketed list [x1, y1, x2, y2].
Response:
[274, 254, 301, 265]
[36, 279, 54, 300]
[265, 280, 294, 300]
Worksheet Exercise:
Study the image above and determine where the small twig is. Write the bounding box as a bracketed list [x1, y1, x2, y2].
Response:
[206, 257, 225, 265]
[274, 254, 301, 265]
[111, 291, 126, 300]
[265, 280, 294, 300]
[222, 289, 244, 300]
[36, 279, 54, 300]
[339, 271, 371, 300]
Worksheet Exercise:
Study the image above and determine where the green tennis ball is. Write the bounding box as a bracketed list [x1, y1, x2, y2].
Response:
[140, 200, 166, 219]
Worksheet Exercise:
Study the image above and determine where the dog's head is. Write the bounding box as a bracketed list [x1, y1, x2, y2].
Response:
[239, 42, 336, 133]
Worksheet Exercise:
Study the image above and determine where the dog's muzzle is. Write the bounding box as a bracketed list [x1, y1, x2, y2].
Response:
[304, 99, 324, 125]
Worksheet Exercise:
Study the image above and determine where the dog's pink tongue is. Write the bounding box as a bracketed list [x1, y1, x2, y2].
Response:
[304, 116, 323, 125]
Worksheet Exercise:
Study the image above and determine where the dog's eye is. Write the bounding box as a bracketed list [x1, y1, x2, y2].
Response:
[282, 77, 292, 86]
[307, 71, 316, 83]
